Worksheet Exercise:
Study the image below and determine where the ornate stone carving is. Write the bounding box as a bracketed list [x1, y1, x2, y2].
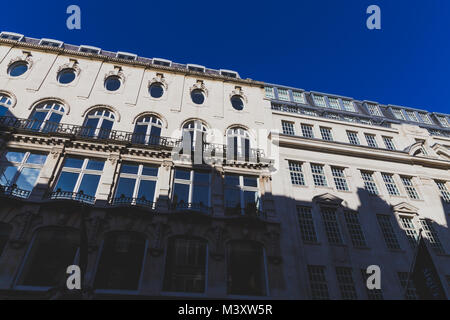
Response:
[149, 73, 168, 90]
[190, 80, 208, 97]
[9, 211, 42, 249]
[229, 86, 248, 103]
[147, 221, 171, 256]
[206, 225, 228, 260]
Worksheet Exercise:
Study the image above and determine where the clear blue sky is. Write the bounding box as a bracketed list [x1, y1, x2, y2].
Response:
[2, 0, 449, 114]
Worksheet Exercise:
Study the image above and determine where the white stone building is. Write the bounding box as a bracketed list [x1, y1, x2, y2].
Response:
[0, 32, 448, 299]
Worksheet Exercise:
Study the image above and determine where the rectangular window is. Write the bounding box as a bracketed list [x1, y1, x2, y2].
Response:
[301, 124, 314, 138]
[364, 134, 378, 148]
[320, 127, 333, 141]
[361, 171, 379, 195]
[292, 91, 306, 104]
[331, 167, 349, 191]
[420, 219, 444, 254]
[399, 216, 418, 248]
[405, 110, 419, 122]
[342, 100, 356, 112]
[53, 157, 104, 202]
[382, 136, 396, 150]
[264, 87, 275, 99]
[344, 211, 367, 247]
[313, 95, 326, 107]
[224, 174, 260, 216]
[277, 88, 290, 101]
[327, 97, 340, 110]
[0, 150, 47, 198]
[398, 272, 418, 300]
[308, 266, 329, 300]
[436, 115, 449, 128]
[436, 181, 450, 202]
[113, 163, 158, 207]
[321, 207, 343, 245]
[288, 161, 305, 186]
[367, 104, 382, 116]
[401, 176, 420, 200]
[173, 169, 210, 213]
[381, 173, 400, 196]
[281, 121, 295, 135]
[392, 109, 406, 120]
[377, 215, 401, 250]
[297, 206, 317, 243]
[311, 164, 327, 187]
[361, 269, 383, 300]
[347, 131, 360, 145]
[418, 113, 432, 124]
[335, 267, 357, 300]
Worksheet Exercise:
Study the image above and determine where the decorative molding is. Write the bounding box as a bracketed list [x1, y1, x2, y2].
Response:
[229, 86, 248, 104]
[190, 80, 208, 97]
[81, 104, 121, 122]
[28, 96, 72, 115]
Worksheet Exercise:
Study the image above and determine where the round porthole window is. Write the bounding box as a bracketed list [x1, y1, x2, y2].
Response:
[191, 89, 205, 105]
[104, 76, 121, 91]
[231, 95, 244, 111]
[57, 68, 76, 84]
[149, 83, 164, 98]
[8, 61, 28, 77]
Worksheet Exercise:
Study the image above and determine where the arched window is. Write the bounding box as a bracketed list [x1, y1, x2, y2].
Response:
[82, 108, 115, 139]
[227, 241, 267, 296]
[132, 115, 163, 145]
[163, 237, 207, 293]
[182, 120, 207, 152]
[0, 94, 13, 117]
[0, 223, 12, 258]
[28, 101, 65, 132]
[226, 127, 250, 161]
[16, 228, 78, 288]
[94, 232, 147, 291]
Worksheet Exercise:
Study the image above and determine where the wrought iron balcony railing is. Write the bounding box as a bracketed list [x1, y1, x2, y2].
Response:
[225, 202, 266, 219]
[0, 184, 31, 199]
[46, 190, 96, 204]
[111, 196, 155, 209]
[171, 201, 212, 214]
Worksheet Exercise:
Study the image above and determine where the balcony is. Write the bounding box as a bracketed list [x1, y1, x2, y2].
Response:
[46, 190, 96, 205]
[171, 201, 212, 215]
[0, 184, 31, 199]
[111, 196, 155, 209]
[225, 202, 267, 219]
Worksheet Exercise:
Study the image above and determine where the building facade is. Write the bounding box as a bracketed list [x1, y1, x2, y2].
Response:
[0, 31, 449, 299]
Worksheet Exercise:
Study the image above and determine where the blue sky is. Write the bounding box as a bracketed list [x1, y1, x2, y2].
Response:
[2, 0, 449, 114]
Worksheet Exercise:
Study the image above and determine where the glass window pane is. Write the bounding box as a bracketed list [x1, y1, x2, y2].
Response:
[175, 169, 190, 180]
[244, 190, 257, 206]
[120, 164, 139, 174]
[26, 154, 47, 165]
[137, 180, 156, 202]
[115, 177, 136, 198]
[86, 160, 104, 171]
[15, 168, 40, 191]
[5, 151, 26, 163]
[192, 185, 209, 207]
[0, 166, 18, 185]
[54, 172, 79, 192]
[225, 188, 240, 208]
[142, 166, 158, 176]
[193, 172, 209, 184]
[63, 158, 84, 169]
[78, 174, 100, 197]
[173, 183, 189, 204]
[244, 176, 258, 187]
[225, 175, 239, 186]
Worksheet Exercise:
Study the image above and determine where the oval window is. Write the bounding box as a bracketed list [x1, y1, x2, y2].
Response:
[149, 83, 164, 98]
[8, 61, 28, 77]
[105, 76, 121, 91]
[231, 95, 244, 111]
[191, 89, 205, 105]
[57, 68, 76, 84]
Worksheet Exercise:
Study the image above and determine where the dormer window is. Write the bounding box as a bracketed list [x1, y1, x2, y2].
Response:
[153, 58, 172, 67]
[328, 97, 340, 110]
[436, 115, 450, 128]
[342, 100, 356, 112]
[220, 69, 239, 78]
[277, 89, 290, 101]
[366, 103, 382, 116]
[116, 51, 137, 61]
[187, 64, 205, 73]
[312, 95, 326, 107]
[418, 113, 432, 125]
[0, 32, 24, 41]
[405, 110, 419, 122]
[292, 91, 305, 104]
[79, 45, 101, 54]
[264, 87, 275, 99]
[39, 38, 64, 48]
[392, 108, 406, 120]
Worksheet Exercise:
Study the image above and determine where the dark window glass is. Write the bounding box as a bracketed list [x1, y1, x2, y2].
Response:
[227, 241, 266, 296]
[149, 83, 164, 98]
[163, 237, 207, 293]
[225, 175, 239, 186]
[105, 76, 121, 91]
[64, 157, 84, 169]
[0, 106, 7, 116]
[244, 176, 257, 187]
[94, 233, 146, 291]
[8, 61, 28, 77]
[17, 229, 78, 287]
[57, 68, 76, 84]
[86, 160, 104, 171]
[191, 89, 205, 105]
[78, 174, 100, 197]
[54, 172, 78, 192]
[142, 166, 158, 176]
[231, 95, 244, 110]
[115, 177, 135, 198]
[120, 164, 139, 174]
[175, 169, 190, 180]
[173, 183, 189, 205]
[137, 180, 156, 202]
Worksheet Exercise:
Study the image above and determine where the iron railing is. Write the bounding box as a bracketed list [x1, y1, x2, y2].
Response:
[171, 201, 212, 214]
[111, 196, 155, 209]
[225, 202, 266, 219]
[46, 190, 96, 204]
[0, 184, 31, 199]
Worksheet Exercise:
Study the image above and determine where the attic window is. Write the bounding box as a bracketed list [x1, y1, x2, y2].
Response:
[153, 58, 172, 67]
[0, 32, 24, 41]
[220, 70, 238, 78]
[116, 52, 137, 61]
[39, 38, 64, 48]
[187, 64, 205, 73]
[79, 45, 101, 54]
